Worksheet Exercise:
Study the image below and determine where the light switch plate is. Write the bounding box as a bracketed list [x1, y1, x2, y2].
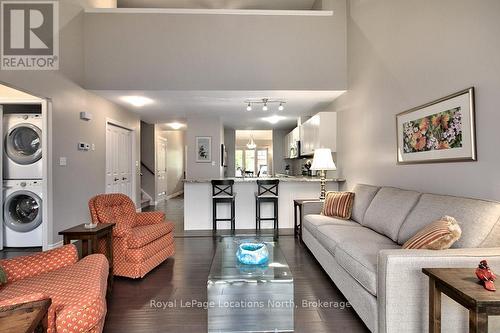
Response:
[59, 157, 67, 166]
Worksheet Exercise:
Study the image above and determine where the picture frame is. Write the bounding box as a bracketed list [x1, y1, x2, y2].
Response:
[396, 87, 476, 164]
[196, 136, 212, 163]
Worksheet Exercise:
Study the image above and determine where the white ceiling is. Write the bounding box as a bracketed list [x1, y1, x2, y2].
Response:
[117, 0, 318, 10]
[236, 130, 272, 141]
[93, 90, 345, 129]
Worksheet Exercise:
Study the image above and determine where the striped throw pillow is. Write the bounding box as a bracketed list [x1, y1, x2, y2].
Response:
[321, 191, 355, 220]
[403, 216, 462, 250]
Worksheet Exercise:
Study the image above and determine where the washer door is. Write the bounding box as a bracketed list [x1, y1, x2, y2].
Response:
[5, 123, 42, 165]
[4, 190, 42, 232]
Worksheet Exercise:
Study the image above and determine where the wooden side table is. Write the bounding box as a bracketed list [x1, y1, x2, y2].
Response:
[59, 223, 115, 293]
[0, 298, 51, 333]
[293, 199, 322, 242]
[423, 267, 500, 333]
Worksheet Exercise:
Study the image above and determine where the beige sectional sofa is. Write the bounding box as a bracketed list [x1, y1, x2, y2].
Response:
[302, 184, 500, 332]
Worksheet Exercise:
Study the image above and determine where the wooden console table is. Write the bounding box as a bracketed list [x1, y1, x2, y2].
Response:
[59, 223, 115, 292]
[293, 199, 322, 242]
[423, 267, 500, 333]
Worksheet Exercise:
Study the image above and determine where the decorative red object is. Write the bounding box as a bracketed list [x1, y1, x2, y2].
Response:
[475, 260, 497, 292]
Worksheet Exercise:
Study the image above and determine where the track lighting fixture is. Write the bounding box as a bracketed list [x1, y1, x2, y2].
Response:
[244, 98, 286, 112]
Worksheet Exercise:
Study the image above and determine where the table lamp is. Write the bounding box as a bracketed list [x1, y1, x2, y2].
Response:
[310, 148, 336, 200]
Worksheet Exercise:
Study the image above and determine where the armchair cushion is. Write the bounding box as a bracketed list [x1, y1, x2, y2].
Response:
[0, 244, 78, 283]
[128, 222, 175, 249]
[135, 211, 165, 226]
[92, 194, 137, 237]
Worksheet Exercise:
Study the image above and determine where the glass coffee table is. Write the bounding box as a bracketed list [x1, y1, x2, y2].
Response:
[208, 236, 294, 333]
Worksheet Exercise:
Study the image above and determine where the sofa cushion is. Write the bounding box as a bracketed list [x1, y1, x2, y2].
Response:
[128, 222, 175, 249]
[322, 191, 355, 219]
[351, 184, 381, 223]
[313, 224, 386, 258]
[398, 194, 500, 248]
[0, 254, 108, 333]
[303, 214, 360, 240]
[334, 231, 401, 296]
[362, 187, 421, 241]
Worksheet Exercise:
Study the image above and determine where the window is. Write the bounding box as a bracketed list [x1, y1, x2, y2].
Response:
[235, 150, 243, 177]
[235, 148, 269, 177]
[245, 150, 255, 173]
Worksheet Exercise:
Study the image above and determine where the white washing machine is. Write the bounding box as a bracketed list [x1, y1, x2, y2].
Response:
[3, 113, 43, 180]
[3, 180, 43, 247]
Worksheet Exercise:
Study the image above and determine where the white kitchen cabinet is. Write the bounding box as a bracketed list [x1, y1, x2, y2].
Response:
[283, 127, 300, 158]
[300, 112, 337, 156]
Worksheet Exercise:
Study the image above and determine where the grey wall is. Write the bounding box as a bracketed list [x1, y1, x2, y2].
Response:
[162, 130, 186, 195]
[140, 121, 156, 198]
[224, 128, 236, 177]
[185, 116, 224, 179]
[83, 0, 347, 90]
[334, 0, 500, 201]
[0, 0, 140, 246]
[272, 129, 289, 175]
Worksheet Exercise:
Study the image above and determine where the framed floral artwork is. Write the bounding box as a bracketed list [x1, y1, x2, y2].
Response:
[396, 87, 476, 164]
[196, 136, 212, 163]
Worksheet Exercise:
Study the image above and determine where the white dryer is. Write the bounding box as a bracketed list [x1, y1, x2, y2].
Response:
[3, 179, 43, 247]
[3, 113, 43, 180]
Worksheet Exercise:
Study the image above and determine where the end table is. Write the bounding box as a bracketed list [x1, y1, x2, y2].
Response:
[293, 199, 322, 242]
[423, 267, 500, 333]
[59, 223, 115, 293]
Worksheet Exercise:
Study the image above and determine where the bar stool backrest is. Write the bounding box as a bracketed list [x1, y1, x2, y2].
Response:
[257, 179, 279, 197]
[211, 179, 234, 197]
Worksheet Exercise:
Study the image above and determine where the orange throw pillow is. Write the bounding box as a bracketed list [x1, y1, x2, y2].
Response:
[403, 216, 462, 250]
[321, 191, 355, 220]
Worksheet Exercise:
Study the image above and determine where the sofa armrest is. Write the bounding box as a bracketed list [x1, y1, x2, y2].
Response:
[0, 244, 78, 283]
[301, 201, 324, 217]
[378, 248, 500, 333]
[135, 211, 165, 226]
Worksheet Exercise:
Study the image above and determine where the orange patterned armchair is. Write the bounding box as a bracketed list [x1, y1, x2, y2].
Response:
[88, 193, 175, 279]
[0, 244, 108, 333]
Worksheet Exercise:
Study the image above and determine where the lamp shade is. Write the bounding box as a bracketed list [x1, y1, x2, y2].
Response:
[310, 148, 336, 171]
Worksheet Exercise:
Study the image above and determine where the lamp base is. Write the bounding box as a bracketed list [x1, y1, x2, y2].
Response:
[319, 170, 326, 200]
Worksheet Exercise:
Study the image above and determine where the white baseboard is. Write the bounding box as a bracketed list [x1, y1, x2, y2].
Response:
[47, 240, 63, 250]
[166, 190, 184, 200]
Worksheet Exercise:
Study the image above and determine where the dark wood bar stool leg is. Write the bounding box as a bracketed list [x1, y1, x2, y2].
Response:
[212, 199, 217, 233]
[274, 199, 279, 238]
[231, 199, 235, 234]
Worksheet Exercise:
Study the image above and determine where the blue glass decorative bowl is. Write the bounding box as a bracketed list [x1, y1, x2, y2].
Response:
[236, 242, 269, 265]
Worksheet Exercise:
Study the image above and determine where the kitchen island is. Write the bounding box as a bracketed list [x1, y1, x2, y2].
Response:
[184, 176, 345, 231]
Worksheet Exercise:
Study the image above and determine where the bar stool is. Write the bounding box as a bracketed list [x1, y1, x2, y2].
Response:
[255, 179, 279, 236]
[211, 180, 235, 234]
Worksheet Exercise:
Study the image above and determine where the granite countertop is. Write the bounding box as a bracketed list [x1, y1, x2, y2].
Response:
[184, 176, 346, 183]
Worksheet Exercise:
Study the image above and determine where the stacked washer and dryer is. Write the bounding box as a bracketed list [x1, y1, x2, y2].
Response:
[3, 113, 44, 247]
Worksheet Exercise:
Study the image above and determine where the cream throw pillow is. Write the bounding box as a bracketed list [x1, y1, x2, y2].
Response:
[403, 216, 462, 250]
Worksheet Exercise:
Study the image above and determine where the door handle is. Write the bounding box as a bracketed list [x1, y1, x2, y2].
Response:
[114, 178, 119, 181]
[122, 177, 127, 181]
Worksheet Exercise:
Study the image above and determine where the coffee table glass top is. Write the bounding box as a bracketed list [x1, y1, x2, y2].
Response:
[208, 236, 292, 282]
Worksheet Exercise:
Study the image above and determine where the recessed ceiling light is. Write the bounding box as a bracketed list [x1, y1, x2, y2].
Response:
[168, 122, 184, 130]
[246, 103, 252, 111]
[262, 103, 268, 111]
[278, 103, 284, 111]
[121, 96, 153, 107]
[263, 115, 286, 124]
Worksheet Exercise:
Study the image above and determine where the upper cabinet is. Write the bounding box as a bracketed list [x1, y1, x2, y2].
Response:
[283, 127, 300, 158]
[300, 112, 337, 156]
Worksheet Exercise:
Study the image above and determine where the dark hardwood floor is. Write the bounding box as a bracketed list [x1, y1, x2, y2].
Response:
[104, 236, 369, 333]
[1, 195, 369, 332]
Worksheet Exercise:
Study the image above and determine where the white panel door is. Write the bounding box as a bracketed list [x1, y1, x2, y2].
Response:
[156, 138, 168, 200]
[106, 123, 133, 199]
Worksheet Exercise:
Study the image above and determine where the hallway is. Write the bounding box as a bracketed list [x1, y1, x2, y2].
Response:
[144, 194, 185, 236]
